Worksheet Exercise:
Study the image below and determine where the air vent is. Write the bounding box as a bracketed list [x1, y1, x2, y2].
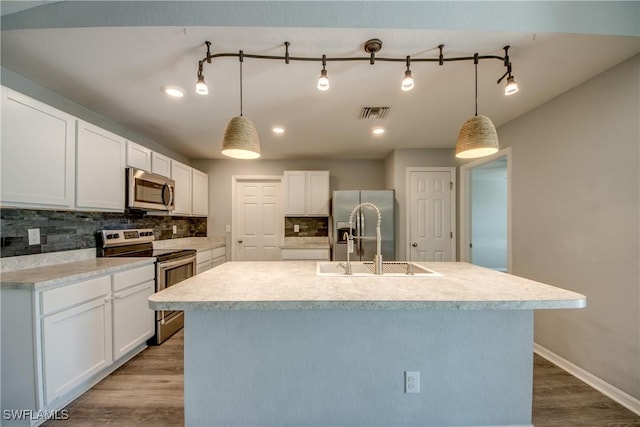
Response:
[359, 106, 390, 120]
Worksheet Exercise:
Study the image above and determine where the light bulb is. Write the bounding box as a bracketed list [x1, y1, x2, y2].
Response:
[195, 74, 209, 95]
[317, 69, 330, 91]
[504, 75, 519, 96]
[401, 69, 414, 91]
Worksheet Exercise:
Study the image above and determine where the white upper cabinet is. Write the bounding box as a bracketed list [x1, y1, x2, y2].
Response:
[171, 160, 192, 215]
[151, 151, 171, 178]
[76, 120, 126, 211]
[284, 170, 330, 216]
[126, 141, 151, 171]
[170, 161, 208, 217]
[1, 87, 76, 209]
[192, 168, 209, 217]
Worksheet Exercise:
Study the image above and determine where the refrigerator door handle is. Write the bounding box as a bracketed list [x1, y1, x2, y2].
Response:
[359, 210, 365, 258]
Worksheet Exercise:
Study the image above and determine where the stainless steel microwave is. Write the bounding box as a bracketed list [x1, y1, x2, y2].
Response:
[126, 168, 175, 211]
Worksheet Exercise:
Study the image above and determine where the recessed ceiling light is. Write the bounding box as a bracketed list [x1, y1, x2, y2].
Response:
[372, 127, 385, 135]
[162, 85, 185, 98]
[272, 126, 285, 134]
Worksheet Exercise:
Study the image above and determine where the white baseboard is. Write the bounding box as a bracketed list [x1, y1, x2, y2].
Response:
[534, 343, 640, 416]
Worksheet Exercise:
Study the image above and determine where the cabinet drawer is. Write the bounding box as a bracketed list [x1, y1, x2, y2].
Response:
[281, 248, 330, 260]
[41, 275, 111, 316]
[211, 246, 226, 259]
[197, 249, 213, 264]
[113, 264, 155, 291]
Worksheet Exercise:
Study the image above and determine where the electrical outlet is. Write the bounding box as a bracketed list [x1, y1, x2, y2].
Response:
[405, 371, 420, 393]
[28, 228, 41, 245]
[294, 224, 300, 233]
[172, 225, 177, 234]
[225, 224, 231, 233]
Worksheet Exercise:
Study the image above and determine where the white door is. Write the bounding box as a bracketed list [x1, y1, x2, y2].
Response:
[407, 168, 455, 261]
[233, 177, 283, 261]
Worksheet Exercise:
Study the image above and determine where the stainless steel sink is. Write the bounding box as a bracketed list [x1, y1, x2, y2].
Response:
[316, 261, 441, 277]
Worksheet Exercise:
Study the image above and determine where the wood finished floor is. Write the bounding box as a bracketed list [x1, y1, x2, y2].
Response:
[43, 329, 639, 427]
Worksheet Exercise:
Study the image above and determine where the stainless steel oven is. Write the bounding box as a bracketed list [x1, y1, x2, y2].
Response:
[155, 251, 196, 343]
[97, 228, 196, 344]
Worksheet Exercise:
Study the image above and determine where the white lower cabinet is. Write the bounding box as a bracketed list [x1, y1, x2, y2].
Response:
[112, 265, 155, 360]
[42, 295, 113, 405]
[1, 262, 155, 425]
[196, 246, 226, 274]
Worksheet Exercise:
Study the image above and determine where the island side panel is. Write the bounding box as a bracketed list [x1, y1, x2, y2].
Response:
[185, 309, 534, 427]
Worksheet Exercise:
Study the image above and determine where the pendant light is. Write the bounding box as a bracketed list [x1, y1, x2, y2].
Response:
[221, 51, 261, 159]
[455, 53, 499, 159]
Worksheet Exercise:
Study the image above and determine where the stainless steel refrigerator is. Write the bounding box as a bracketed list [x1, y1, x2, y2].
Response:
[331, 190, 395, 261]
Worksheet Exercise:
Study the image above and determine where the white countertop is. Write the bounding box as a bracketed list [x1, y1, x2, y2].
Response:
[1, 257, 156, 291]
[149, 261, 586, 311]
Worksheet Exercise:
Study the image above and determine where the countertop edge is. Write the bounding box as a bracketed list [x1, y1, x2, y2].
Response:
[148, 298, 586, 311]
[1, 258, 156, 291]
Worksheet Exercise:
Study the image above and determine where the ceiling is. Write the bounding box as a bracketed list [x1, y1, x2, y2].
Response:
[1, 2, 639, 161]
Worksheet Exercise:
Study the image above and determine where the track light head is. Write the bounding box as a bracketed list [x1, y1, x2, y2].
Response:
[317, 56, 329, 91]
[401, 69, 414, 91]
[504, 75, 519, 96]
[195, 74, 208, 95]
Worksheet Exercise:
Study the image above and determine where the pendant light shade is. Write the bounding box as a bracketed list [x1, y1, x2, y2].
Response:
[220, 51, 261, 159]
[221, 116, 261, 159]
[455, 54, 499, 159]
[455, 115, 499, 159]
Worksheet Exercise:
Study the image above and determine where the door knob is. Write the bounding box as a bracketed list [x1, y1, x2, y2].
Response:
[237, 239, 243, 244]
[411, 242, 418, 247]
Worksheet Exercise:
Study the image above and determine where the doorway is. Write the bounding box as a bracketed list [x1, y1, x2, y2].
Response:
[231, 175, 283, 261]
[460, 148, 511, 272]
[406, 167, 456, 261]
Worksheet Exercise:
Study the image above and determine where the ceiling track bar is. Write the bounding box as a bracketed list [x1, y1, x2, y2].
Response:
[198, 41, 516, 92]
[200, 52, 506, 65]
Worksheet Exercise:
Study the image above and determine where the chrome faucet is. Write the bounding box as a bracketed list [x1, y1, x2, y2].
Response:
[345, 202, 383, 275]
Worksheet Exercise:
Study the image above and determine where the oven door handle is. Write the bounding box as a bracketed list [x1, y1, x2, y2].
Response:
[158, 254, 197, 270]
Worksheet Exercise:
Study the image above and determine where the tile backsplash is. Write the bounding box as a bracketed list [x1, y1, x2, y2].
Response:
[0, 208, 207, 258]
[284, 217, 329, 237]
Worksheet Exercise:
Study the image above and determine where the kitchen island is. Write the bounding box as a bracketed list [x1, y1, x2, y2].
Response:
[149, 261, 585, 427]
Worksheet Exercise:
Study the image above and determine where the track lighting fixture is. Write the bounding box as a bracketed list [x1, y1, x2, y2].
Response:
[195, 39, 520, 159]
[220, 51, 261, 159]
[317, 55, 330, 91]
[401, 56, 414, 91]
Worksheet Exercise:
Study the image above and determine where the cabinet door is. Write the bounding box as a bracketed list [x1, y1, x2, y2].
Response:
[126, 141, 151, 171]
[283, 171, 307, 215]
[1, 87, 76, 208]
[306, 171, 330, 215]
[42, 297, 112, 405]
[151, 152, 171, 178]
[192, 168, 209, 216]
[112, 280, 155, 360]
[171, 160, 192, 215]
[76, 121, 126, 211]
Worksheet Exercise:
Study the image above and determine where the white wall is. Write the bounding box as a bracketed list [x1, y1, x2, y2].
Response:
[498, 55, 640, 400]
[190, 158, 385, 243]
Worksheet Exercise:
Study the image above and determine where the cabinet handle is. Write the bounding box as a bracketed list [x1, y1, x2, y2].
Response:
[412, 242, 418, 247]
[237, 239, 243, 244]
[104, 295, 112, 303]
